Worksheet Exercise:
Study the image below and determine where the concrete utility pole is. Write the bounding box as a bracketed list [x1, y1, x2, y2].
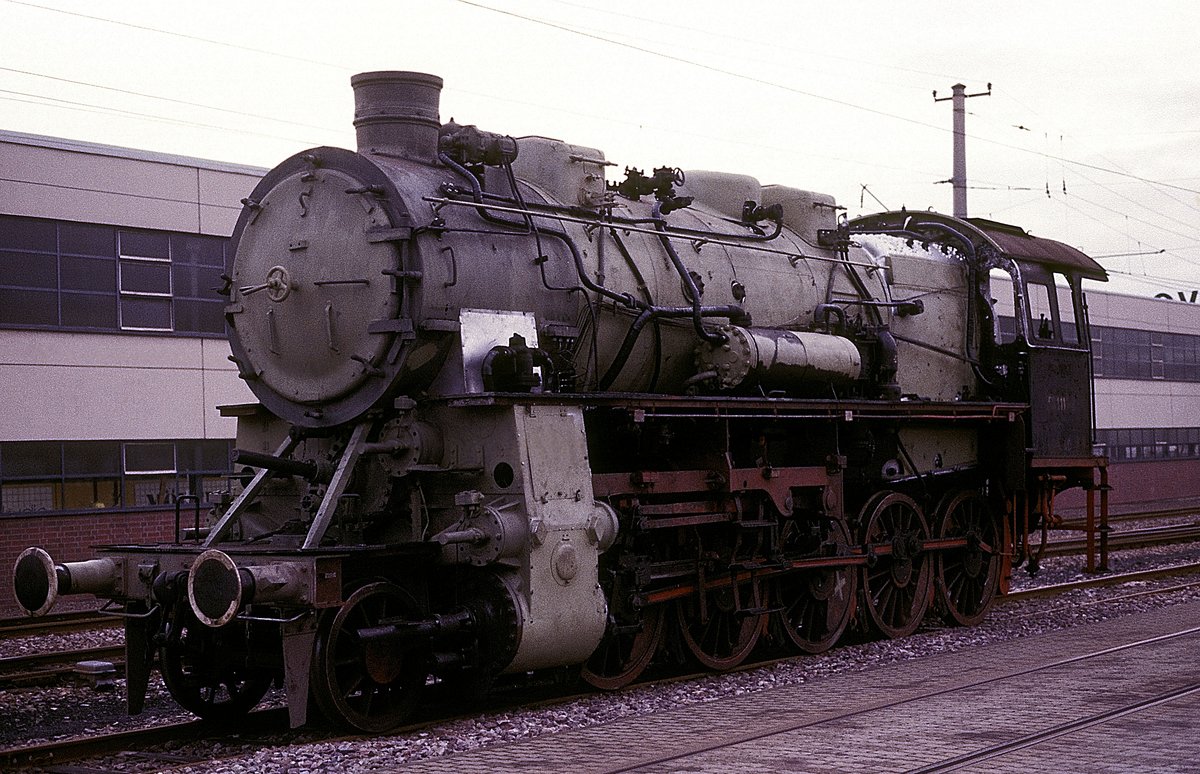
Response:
[933, 82, 991, 217]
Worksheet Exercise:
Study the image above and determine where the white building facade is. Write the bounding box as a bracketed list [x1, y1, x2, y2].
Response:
[0, 130, 261, 514]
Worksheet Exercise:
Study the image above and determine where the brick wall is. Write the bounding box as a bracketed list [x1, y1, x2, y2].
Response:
[1055, 458, 1200, 514]
[1, 509, 176, 618]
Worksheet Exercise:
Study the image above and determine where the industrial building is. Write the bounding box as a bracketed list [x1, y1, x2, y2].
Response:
[0, 130, 261, 612]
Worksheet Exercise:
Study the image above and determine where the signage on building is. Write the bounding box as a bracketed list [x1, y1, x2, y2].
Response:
[1155, 290, 1199, 303]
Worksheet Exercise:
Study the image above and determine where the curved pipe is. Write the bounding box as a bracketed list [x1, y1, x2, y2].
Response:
[875, 328, 900, 397]
[852, 221, 1019, 374]
[463, 186, 786, 244]
[439, 153, 638, 310]
[651, 202, 727, 346]
[598, 308, 654, 390]
[682, 369, 719, 390]
[439, 154, 746, 383]
[597, 303, 743, 390]
[814, 303, 846, 332]
[604, 212, 784, 242]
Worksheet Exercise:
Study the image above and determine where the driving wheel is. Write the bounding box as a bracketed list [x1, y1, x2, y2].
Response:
[859, 491, 933, 639]
[310, 582, 428, 732]
[936, 490, 1002, 626]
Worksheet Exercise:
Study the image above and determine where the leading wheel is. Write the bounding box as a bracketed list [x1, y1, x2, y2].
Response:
[859, 492, 933, 639]
[581, 604, 665, 690]
[936, 491, 1002, 626]
[676, 577, 765, 670]
[311, 582, 428, 732]
[159, 617, 272, 721]
[772, 518, 857, 654]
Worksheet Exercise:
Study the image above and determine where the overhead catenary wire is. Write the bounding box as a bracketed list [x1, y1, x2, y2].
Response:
[0, 2, 948, 182]
[452, 0, 1200, 196]
[1045, 192, 1200, 275]
[9, 0, 1198, 202]
[542, 0, 994, 85]
[0, 90, 329, 146]
[990, 90, 1200, 218]
[2, 0, 348, 71]
[0, 66, 344, 133]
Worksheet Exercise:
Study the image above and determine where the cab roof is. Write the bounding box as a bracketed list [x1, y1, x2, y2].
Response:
[848, 211, 1108, 282]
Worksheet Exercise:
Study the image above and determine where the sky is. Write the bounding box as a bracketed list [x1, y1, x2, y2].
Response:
[2, 0, 1199, 299]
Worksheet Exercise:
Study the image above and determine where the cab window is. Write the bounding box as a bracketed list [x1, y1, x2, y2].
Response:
[1027, 281, 1054, 341]
[1055, 273, 1080, 345]
[988, 268, 1017, 344]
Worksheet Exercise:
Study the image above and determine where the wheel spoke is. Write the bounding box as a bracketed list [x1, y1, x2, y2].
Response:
[936, 491, 1002, 627]
[771, 519, 856, 654]
[159, 618, 271, 722]
[858, 492, 931, 639]
[311, 582, 426, 732]
[677, 583, 763, 671]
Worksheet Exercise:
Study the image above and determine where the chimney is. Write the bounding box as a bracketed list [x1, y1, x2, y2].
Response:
[351, 71, 443, 162]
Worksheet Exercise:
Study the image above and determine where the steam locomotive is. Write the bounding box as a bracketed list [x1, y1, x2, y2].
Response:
[13, 71, 1108, 732]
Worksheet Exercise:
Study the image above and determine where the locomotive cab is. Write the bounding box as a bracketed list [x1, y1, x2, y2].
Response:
[848, 211, 1110, 569]
[973, 217, 1108, 462]
[996, 261, 1097, 460]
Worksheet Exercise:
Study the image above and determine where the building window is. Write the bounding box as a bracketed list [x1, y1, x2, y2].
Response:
[124, 442, 177, 506]
[172, 233, 228, 334]
[0, 439, 234, 515]
[0, 214, 228, 337]
[1095, 427, 1200, 463]
[998, 314, 1200, 384]
[118, 230, 173, 331]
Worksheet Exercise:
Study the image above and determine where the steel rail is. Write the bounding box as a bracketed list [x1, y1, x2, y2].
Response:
[1040, 522, 1200, 557]
[0, 709, 288, 769]
[903, 681, 1200, 773]
[0, 645, 125, 688]
[0, 611, 118, 639]
[1003, 561, 1200, 602]
[1058, 504, 1200, 530]
[5, 565, 1195, 770]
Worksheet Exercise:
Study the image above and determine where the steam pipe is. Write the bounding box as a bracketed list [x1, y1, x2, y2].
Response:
[425, 195, 881, 270]
[598, 303, 745, 390]
[472, 188, 786, 243]
[438, 155, 743, 369]
[814, 303, 846, 331]
[439, 152, 639, 310]
[651, 202, 728, 346]
[231, 449, 322, 480]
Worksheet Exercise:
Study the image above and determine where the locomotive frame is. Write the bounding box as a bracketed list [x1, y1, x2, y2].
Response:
[13, 71, 1109, 733]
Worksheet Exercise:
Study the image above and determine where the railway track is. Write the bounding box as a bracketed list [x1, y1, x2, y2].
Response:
[0, 610, 118, 639]
[1041, 520, 1200, 557]
[5, 561, 1198, 772]
[591, 617, 1200, 773]
[1005, 561, 1200, 601]
[0, 709, 290, 769]
[0, 644, 125, 688]
[1, 528, 1196, 770]
[1057, 502, 1200, 530]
